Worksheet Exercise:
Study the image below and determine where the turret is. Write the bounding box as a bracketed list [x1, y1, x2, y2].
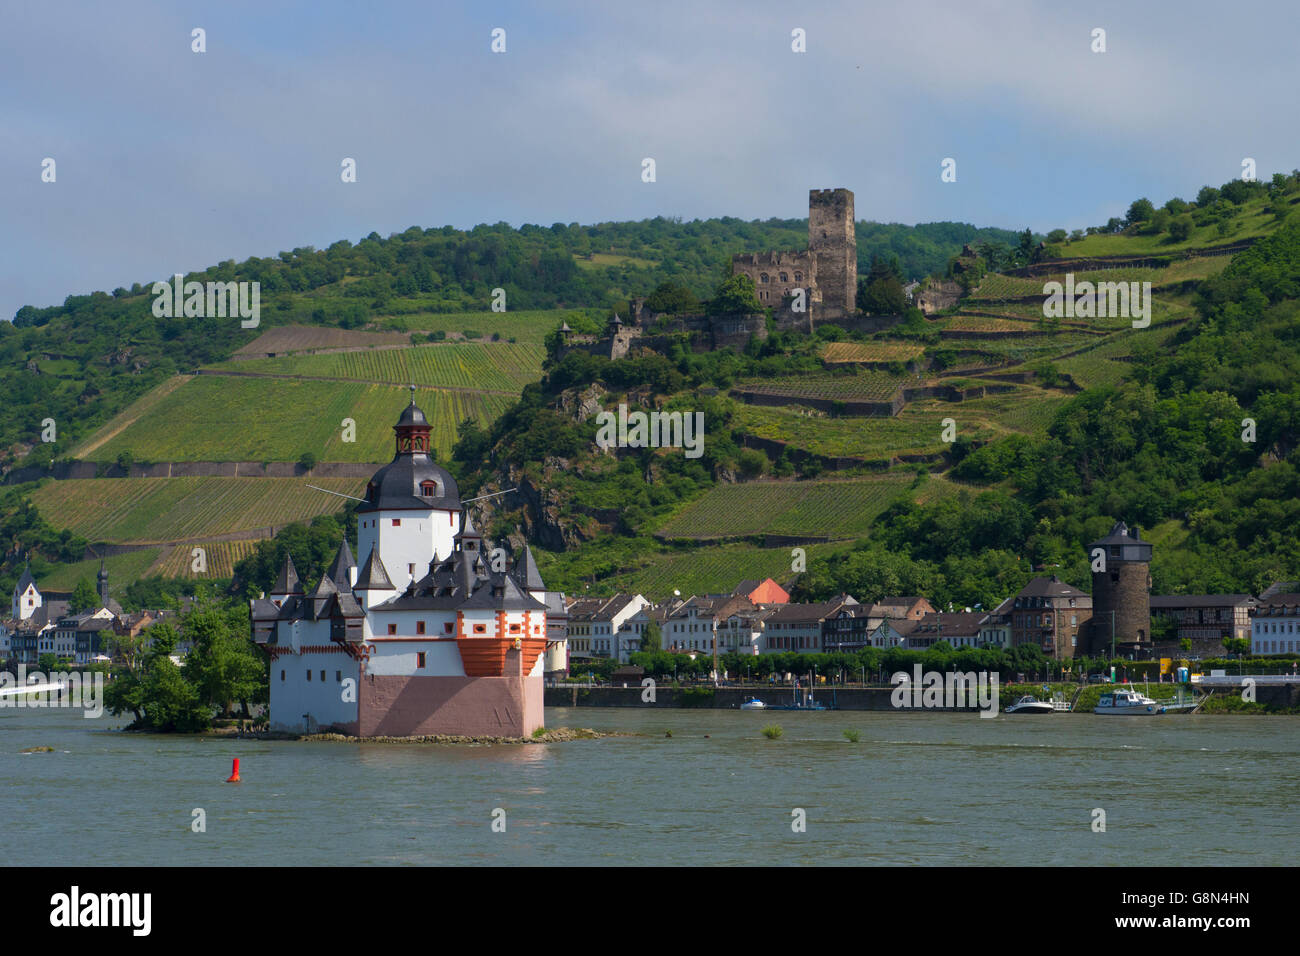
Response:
[1088, 521, 1152, 651]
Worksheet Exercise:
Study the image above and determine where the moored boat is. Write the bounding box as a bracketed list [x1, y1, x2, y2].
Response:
[1095, 688, 1166, 715]
[1005, 694, 1056, 714]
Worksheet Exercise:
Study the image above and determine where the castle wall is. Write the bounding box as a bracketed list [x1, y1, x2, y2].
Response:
[731, 251, 816, 310]
[358, 671, 544, 737]
[267, 647, 361, 733]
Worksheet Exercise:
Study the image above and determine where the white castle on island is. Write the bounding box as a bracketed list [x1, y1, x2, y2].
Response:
[250, 397, 564, 737]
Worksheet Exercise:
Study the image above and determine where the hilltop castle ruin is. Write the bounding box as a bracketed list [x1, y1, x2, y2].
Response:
[731, 187, 857, 324]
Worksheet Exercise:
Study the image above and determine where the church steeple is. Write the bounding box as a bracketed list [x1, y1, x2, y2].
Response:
[97, 559, 109, 608]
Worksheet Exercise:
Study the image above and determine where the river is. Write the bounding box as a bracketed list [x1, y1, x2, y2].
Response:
[3, 706, 1296, 865]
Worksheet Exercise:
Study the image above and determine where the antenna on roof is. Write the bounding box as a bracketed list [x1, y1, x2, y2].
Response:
[306, 484, 367, 502]
[462, 488, 517, 503]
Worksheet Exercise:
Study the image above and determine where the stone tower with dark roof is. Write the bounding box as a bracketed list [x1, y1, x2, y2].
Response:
[1087, 521, 1152, 654]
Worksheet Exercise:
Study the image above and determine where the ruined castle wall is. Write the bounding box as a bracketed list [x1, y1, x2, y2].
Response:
[731, 251, 817, 311]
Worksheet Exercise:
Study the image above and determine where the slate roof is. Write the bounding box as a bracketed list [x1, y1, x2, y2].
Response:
[911, 611, 986, 639]
[325, 539, 356, 592]
[354, 546, 394, 591]
[14, 566, 37, 596]
[271, 554, 302, 596]
[358, 401, 459, 513]
[1017, 576, 1088, 599]
[512, 545, 545, 592]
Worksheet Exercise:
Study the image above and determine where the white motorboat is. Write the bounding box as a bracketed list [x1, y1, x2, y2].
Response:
[1095, 688, 1166, 715]
[1005, 695, 1056, 714]
[739, 697, 766, 710]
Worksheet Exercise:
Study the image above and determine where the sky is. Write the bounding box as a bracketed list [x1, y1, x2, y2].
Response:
[2, 0, 1298, 319]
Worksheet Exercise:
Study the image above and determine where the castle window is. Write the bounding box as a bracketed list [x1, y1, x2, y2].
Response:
[473, 623, 486, 634]
[416, 621, 426, 635]
[510, 623, 520, 633]
[321, 670, 325, 682]
[417, 652, 426, 668]
[387, 623, 397, 635]
[336, 671, 341, 682]
[779, 273, 788, 283]
[444, 622, 454, 633]
[280, 670, 285, 681]
[759, 273, 769, 283]
[307, 670, 311, 681]
[794, 272, 802, 282]
[420, 480, 438, 496]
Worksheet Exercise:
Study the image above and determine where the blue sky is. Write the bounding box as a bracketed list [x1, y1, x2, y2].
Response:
[3, 0, 1298, 319]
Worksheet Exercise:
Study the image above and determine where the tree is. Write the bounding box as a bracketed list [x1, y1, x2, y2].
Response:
[70, 577, 99, 613]
[640, 619, 662, 653]
[298, 451, 318, 472]
[644, 281, 699, 314]
[860, 274, 907, 315]
[1126, 198, 1155, 225]
[182, 592, 268, 718]
[1168, 216, 1193, 242]
[707, 273, 762, 315]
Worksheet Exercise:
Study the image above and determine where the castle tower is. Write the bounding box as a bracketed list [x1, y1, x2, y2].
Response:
[808, 188, 856, 318]
[1088, 521, 1152, 653]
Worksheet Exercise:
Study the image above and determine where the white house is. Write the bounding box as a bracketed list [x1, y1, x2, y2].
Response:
[1249, 595, 1300, 655]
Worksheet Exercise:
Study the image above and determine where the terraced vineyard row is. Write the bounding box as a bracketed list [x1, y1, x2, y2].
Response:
[30, 476, 366, 543]
[730, 403, 947, 461]
[150, 539, 263, 579]
[822, 341, 925, 364]
[733, 371, 905, 401]
[372, 308, 595, 344]
[656, 476, 914, 541]
[207, 341, 544, 392]
[81, 376, 511, 463]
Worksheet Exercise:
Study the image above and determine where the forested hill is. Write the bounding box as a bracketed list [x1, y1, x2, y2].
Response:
[1, 215, 1022, 470]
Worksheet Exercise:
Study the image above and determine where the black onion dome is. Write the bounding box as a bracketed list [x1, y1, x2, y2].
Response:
[360, 456, 460, 512]
[396, 402, 429, 427]
[358, 400, 460, 512]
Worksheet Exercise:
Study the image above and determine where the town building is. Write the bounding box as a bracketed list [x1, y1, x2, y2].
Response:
[1010, 576, 1092, 659]
[907, 611, 985, 650]
[767, 597, 855, 653]
[978, 597, 1013, 648]
[250, 398, 561, 737]
[1249, 595, 1300, 656]
[1149, 594, 1256, 651]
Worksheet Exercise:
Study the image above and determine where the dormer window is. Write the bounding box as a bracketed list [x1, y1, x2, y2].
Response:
[420, 480, 438, 496]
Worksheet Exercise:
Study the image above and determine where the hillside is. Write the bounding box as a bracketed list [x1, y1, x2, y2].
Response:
[0, 213, 1018, 602]
[442, 173, 1300, 605]
[8, 174, 1300, 608]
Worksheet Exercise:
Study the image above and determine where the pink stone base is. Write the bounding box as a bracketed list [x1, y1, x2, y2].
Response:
[358, 673, 544, 738]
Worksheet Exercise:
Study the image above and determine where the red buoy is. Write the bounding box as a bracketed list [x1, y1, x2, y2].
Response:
[225, 758, 241, 783]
